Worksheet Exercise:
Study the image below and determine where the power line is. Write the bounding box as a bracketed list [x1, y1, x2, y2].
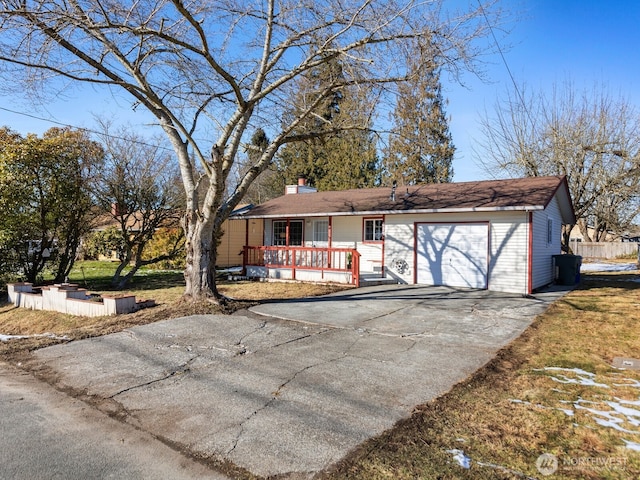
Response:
[0, 105, 173, 151]
[477, 1, 537, 131]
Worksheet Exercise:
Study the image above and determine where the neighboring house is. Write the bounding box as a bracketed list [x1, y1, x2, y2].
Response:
[90, 204, 263, 268]
[234, 176, 576, 295]
[569, 226, 616, 243]
[569, 226, 640, 243]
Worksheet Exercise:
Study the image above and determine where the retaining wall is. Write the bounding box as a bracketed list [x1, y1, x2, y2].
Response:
[7, 283, 145, 317]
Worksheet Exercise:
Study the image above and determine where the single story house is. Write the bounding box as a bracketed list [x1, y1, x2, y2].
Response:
[233, 175, 576, 295]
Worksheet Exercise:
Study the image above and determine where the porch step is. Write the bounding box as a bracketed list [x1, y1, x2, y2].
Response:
[359, 274, 398, 286]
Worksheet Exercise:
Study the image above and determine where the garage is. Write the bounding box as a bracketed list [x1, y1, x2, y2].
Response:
[415, 223, 489, 289]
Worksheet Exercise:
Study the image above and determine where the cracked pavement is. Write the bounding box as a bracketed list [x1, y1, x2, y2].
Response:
[26, 284, 570, 478]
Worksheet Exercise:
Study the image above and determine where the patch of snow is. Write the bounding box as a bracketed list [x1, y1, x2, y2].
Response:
[574, 399, 640, 434]
[615, 397, 640, 406]
[529, 368, 640, 437]
[580, 262, 637, 272]
[0, 334, 28, 341]
[0, 332, 69, 342]
[510, 398, 574, 416]
[536, 367, 610, 388]
[446, 449, 471, 469]
[445, 448, 535, 478]
[606, 401, 640, 423]
[623, 439, 640, 451]
[614, 378, 640, 388]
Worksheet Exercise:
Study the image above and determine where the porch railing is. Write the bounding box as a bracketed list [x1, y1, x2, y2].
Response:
[243, 246, 360, 285]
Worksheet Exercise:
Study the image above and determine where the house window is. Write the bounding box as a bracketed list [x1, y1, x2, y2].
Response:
[547, 218, 553, 245]
[364, 218, 384, 242]
[289, 221, 303, 245]
[313, 220, 329, 243]
[273, 220, 303, 246]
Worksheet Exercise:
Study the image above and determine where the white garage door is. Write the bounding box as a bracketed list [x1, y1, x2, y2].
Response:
[416, 223, 489, 289]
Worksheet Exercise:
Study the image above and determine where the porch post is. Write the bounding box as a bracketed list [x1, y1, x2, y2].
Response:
[352, 250, 360, 286]
[328, 216, 333, 268]
[242, 246, 248, 273]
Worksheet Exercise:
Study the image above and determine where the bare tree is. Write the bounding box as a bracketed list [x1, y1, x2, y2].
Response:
[93, 122, 184, 289]
[476, 82, 640, 248]
[0, 0, 502, 302]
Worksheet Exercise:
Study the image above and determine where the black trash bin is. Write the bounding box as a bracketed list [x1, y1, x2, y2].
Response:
[553, 254, 582, 285]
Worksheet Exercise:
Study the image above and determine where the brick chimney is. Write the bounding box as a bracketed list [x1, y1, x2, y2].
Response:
[285, 175, 317, 195]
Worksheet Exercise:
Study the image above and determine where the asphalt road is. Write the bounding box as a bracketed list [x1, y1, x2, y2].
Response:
[0, 362, 227, 480]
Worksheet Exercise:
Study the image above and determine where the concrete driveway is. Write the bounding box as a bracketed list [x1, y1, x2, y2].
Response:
[26, 284, 569, 478]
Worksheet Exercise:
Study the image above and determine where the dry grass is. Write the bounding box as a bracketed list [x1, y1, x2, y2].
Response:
[320, 273, 640, 480]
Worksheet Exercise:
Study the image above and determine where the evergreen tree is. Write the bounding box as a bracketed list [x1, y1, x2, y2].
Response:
[274, 47, 380, 191]
[238, 129, 282, 204]
[0, 127, 103, 283]
[384, 39, 455, 185]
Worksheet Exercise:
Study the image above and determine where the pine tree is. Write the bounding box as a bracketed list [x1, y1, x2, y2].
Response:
[238, 128, 282, 204]
[384, 39, 455, 185]
[274, 48, 380, 191]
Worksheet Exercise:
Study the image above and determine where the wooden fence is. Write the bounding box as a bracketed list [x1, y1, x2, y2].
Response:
[570, 241, 638, 259]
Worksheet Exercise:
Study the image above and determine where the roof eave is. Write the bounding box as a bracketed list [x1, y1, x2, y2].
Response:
[233, 205, 547, 220]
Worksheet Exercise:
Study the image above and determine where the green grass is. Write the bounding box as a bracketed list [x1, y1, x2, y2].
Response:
[64, 260, 185, 291]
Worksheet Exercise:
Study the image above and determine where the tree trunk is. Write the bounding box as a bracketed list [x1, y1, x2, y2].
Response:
[577, 218, 593, 242]
[183, 210, 220, 301]
[111, 252, 132, 288]
[561, 224, 574, 253]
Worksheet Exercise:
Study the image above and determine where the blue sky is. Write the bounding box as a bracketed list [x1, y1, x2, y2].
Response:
[2, 0, 639, 183]
[445, 0, 640, 181]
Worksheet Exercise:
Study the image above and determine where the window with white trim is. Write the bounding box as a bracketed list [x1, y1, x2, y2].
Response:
[272, 220, 303, 246]
[313, 220, 329, 243]
[273, 221, 287, 246]
[364, 218, 384, 242]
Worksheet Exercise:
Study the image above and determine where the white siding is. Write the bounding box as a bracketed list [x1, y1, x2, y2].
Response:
[532, 196, 563, 289]
[488, 213, 529, 294]
[385, 211, 529, 293]
[259, 196, 566, 294]
[331, 216, 383, 272]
